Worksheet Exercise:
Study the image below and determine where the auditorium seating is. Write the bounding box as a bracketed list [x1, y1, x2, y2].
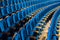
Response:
[47, 9, 60, 40]
[0, 0, 60, 40]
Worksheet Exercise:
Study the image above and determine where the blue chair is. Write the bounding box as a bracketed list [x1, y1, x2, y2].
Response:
[11, 5, 16, 13]
[21, 28, 29, 40]
[0, 20, 4, 32]
[34, 17, 37, 24]
[25, 8, 29, 15]
[16, 4, 20, 11]
[21, 2, 26, 8]
[12, 13, 19, 24]
[29, 6, 33, 14]
[18, 3, 21, 10]
[7, 0, 11, 5]
[11, 0, 15, 5]
[14, 0, 17, 4]
[15, 4, 19, 11]
[0, 8, 2, 18]
[17, 0, 20, 3]
[7, 6, 12, 15]
[25, 2, 30, 7]
[21, 10, 26, 19]
[8, 37, 12, 40]
[14, 33, 21, 40]
[1, 7, 7, 17]
[17, 11, 22, 21]
[20, 0, 24, 3]
[3, 19, 10, 32]
[0, 1, 3, 7]
[0, 19, 10, 32]
[3, 0, 7, 6]
[30, 19, 36, 29]
[27, 7, 31, 15]
[6, 16, 14, 27]
[26, 23, 33, 36]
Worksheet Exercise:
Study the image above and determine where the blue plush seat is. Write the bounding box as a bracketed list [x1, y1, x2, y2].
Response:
[12, 13, 19, 24]
[6, 16, 14, 27]
[0, 20, 5, 32]
[1, 7, 7, 17]
[14, 33, 21, 40]
[7, 6, 12, 15]
[21, 28, 29, 40]
[11, 5, 16, 13]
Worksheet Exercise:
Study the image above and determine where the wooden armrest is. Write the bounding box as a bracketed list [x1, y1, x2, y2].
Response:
[57, 30, 60, 32]
[30, 36, 36, 40]
[56, 34, 60, 36]
[38, 23, 44, 25]
[33, 31, 39, 33]
[56, 26, 60, 28]
[36, 27, 41, 29]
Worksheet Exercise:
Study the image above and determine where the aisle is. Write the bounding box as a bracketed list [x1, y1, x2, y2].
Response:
[39, 20, 51, 40]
